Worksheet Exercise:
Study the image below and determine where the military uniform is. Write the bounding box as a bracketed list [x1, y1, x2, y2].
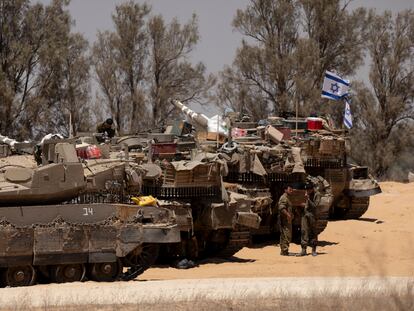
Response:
[301, 192, 319, 250]
[278, 192, 293, 255]
[96, 120, 115, 143]
[96, 122, 115, 138]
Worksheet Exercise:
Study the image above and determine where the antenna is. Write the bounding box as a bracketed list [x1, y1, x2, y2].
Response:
[69, 112, 73, 138]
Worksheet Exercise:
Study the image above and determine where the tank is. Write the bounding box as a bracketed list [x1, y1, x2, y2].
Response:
[293, 129, 381, 219]
[0, 140, 180, 287]
[170, 101, 332, 243]
[77, 128, 257, 260]
[140, 158, 261, 259]
[220, 137, 332, 239]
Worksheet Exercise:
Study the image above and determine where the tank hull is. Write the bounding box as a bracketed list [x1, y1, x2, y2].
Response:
[0, 203, 180, 287]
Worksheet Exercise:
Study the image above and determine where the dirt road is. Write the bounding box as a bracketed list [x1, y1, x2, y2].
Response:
[142, 182, 414, 279]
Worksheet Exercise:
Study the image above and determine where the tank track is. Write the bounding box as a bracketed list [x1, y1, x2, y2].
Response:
[216, 228, 251, 258]
[315, 192, 332, 235]
[342, 197, 370, 219]
[316, 209, 329, 235]
[121, 244, 159, 281]
[0, 215, 153, 287]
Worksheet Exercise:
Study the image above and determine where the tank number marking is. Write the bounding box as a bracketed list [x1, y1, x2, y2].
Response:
[83, 207, 94, 216]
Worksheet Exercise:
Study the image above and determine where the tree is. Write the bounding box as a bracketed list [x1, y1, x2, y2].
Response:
[219, 0, 299, 115]
[217, 0, 367, 120]
[351, 10, 414, 178]
[297, 0, 367, 117]
[216, 67, 270, 120]
[53, 33, 91, 136]
[93, 2, 213, 133]
[147, 14, 214, 126]
[93, 1, 150, 134]
[0, 0, 91, 139]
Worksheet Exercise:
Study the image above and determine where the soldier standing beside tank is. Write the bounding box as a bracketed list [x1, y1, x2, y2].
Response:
[278, 185, 295, 256]
[299, 182, 319, 257]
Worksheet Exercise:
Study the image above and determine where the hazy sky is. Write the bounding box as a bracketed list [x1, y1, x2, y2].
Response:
[36, 0, 413, 115]
[39, 0, 413, 74]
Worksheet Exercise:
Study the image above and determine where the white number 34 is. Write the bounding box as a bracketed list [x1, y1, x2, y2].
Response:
[83, 207, 94, 216]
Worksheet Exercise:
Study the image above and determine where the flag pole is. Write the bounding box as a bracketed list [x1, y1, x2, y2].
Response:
[341, 98, 345, 131]
[216, 115, 219, 149]
[295, 100, 298, 137]
[69, 111, 73, 138]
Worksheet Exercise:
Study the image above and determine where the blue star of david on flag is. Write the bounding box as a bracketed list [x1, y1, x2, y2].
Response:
[321, 71, 350, 100]
[331, 83, 339, 93]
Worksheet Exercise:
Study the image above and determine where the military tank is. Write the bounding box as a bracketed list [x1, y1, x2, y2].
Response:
[77, 122, 257, 260]
[279, 118, 382, 219]
[169, 100, 331, 243]
[220, 134, 332, 238]
[0, 140, 180, 287]
[140, 157, 261, 259]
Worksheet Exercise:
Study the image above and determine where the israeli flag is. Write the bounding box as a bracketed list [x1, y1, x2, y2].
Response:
[321, 71, 350, 100]
[344, 98, 352, 129]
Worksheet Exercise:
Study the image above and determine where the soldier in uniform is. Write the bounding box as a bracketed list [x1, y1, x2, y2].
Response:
[96, 118, 115, 142]
[299, 181, 319, 256]
[278, 184, 294, 256]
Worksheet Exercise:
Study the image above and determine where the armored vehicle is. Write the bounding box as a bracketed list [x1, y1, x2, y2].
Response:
[0, 140, 180, 287]
[140, 158, 261, 259]
[289, 124, 381, 219]
[78, 127, 257, 260]
[170, 100, 331, 241]
[234, 114, 381, 220]
[221, 139, 332, 238]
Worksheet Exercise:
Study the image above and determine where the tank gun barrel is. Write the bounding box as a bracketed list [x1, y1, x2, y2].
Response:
[0, 134, 20, 148]
[171, 99, 209, 128]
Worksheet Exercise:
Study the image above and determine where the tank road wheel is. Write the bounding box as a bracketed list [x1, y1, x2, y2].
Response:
[122, 244, 159, 281]
[89, 260, 122, 282]
[50, 264, 86, 283]
[1, 265, 36, 287]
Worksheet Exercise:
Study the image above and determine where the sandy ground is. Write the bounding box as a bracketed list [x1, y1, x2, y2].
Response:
[0, 182, 413, 309]
[142, 181, 414, 279]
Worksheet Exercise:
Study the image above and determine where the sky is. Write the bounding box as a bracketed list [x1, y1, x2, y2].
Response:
[37, 0, 413, 73]
[37, 0, 413, 115]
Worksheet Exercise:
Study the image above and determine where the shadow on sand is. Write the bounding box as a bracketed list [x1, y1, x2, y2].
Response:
[357, 217, 384, 224]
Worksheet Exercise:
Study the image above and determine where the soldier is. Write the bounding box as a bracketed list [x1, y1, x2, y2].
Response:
[278, 184, 295, 256]
[299, 181, 319, 257]
[96, 118, 115, 142]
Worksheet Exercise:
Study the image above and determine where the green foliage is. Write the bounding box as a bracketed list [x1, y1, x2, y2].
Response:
[92, 2, 214, 134]
[0, 0, 91, 139]
[217, 0, 367, 119]
[351, 9, 414, 178]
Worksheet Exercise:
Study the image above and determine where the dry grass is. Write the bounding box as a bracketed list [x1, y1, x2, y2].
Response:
[0, 281, 413, 311]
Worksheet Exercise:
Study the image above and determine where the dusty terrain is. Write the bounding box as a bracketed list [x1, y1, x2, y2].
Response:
[143, 181, 414, 279]
[0, 182, 413, 310]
